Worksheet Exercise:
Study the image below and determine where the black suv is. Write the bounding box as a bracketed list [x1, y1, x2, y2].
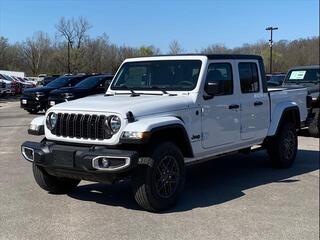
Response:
[20, 75, 91, 114]
[283, 65, 320, 137]
[48, 74, 114, 107]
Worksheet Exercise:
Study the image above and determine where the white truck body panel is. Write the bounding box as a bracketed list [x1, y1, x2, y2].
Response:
[267, 88, 308, 136]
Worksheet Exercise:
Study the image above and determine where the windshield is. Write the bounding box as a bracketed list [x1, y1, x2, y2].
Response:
[111, 60, 202, 91]
[285, 68, 320, 83]
[75, 75, 105, 88]
[46, 76, 72, 88]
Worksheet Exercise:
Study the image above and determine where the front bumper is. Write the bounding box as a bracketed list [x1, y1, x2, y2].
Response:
[21, 141, 139, 183]
[20, 97, 47, 111]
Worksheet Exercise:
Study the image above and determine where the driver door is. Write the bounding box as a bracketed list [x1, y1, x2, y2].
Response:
[201, 61, 241, 149]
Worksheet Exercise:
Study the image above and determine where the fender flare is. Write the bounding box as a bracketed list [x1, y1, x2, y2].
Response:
[267, 103, 300, 136]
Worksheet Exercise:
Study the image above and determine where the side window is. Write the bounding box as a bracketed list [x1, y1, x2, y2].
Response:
[239, 62, 260, 93]
[205, 63, 233, 95]
[70, 77, 84, 86]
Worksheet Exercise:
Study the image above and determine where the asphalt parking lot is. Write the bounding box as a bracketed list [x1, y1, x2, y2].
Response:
[0, 98, 319, 240]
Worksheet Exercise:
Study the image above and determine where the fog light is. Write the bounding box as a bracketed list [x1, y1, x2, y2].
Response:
[21, 146, 34, 162]
[101, 158, 110, 168]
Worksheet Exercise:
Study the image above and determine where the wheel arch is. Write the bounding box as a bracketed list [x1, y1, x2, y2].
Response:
[267, 105, 301, 136]
[147, 124, 194, 158]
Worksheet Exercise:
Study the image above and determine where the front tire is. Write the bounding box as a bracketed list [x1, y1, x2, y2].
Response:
[33, 164, 80, 193]
[267, 122, 298, 168]
[132, 142, 186, 212]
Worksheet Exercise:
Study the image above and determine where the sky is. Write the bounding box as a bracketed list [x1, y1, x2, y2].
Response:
[0, 0, 319, 52]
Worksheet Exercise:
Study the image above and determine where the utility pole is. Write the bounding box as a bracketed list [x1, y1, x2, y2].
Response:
[265, 26, 278, 74]
[67, 40, 73, 74]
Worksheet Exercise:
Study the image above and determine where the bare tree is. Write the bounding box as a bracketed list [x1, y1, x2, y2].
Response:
[18, 32, 51, 75]
[55, 17, 91, 73]
[169, 40, 184, 54]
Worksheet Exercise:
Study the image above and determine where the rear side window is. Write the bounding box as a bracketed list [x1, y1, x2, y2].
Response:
[239, 62, 260, 93]
[205, 63, 233, 95]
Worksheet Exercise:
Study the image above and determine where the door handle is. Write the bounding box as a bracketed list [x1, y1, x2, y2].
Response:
[254, 101, 263, 106]
[229, 104, 240, 109]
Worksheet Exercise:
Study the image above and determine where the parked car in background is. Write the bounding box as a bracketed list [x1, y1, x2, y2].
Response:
[20, 75, 92, 114]
[0, 74, 20, 95]
[12, 76, 36, 92]
[42, 75, 60, 86]
[282, 65, 320, 137]
[0, 78, 12, 96]
[267, 74, 286, 86]
[48, 74, 114, 107]
[37, 74, 47, 82]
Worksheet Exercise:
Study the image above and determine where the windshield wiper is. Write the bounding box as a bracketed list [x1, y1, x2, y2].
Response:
[148, 86, 168, 95]
[114, 85, 140, 97]
[145, 86, 177, 96]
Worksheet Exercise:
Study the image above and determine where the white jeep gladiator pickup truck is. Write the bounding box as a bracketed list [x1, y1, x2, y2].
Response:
[22, 54, 308, 211]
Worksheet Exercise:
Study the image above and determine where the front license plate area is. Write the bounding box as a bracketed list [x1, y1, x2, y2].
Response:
[52, 149, 74, 168]
[22, 99, 27, 104]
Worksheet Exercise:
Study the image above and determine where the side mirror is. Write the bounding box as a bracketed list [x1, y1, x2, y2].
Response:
[204, 81, 219, 96]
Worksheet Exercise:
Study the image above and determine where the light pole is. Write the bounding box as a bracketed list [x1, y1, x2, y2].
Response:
[67, 40, 73, 74]
[265, 26, 278, 74]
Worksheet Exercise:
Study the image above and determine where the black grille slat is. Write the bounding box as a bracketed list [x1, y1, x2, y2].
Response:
[61, 113, 68, 137]
[82, 115, 89, 139]
[75, 114, 82, 138]
[79, 115, 85, 138]
[68, 114, 75, 138]
[87, 115, 93, 139]
[97, 116, 105, 140]
[66, 114, 71, 137]
[51, 113, 111, 140]
[92, 115, 99, 139]
[56, 113, 62, 136]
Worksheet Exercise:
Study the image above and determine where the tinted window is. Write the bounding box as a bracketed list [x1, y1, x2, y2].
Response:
[69, 76, 88, 86]
[75, 75, 108, 88]
[111, 60, 202, 91]
[286, 68, 320, 83]
[46, 76, 72, 88]
[205, 63, 233, 95]
[239, 63, 260, 93]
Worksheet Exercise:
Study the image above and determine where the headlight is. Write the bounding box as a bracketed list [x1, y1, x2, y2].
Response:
[107, 115, 121, 133]
[46, 112, 57, 130]
[121, 131, 150, 140]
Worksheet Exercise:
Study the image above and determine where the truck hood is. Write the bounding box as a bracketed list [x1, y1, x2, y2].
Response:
[49, 93, 195, 118]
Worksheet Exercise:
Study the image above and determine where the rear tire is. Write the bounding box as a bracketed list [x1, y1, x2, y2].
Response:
[267, 122, 298, 168]
[33, 164, 80, 193]
[308, 111, 319, 138]
[132, 142, 186, 212]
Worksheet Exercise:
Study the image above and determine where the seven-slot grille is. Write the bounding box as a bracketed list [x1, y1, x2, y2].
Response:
[51, 113, 112, 140]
